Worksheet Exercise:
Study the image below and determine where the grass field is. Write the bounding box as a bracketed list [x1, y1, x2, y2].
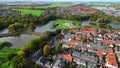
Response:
[114, 5, 120, 10]
[0, 42, 20, 68]
[35, 3, 74, 8]
[13, 9, 44, 16]
[51, 19, 81, 29]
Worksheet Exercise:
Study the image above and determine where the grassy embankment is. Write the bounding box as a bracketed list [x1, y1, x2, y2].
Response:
[51, 19, 81, 29]
[13, 9, 44, 16]
[51, 20, 99, 29]
[0, 42, 20, 68]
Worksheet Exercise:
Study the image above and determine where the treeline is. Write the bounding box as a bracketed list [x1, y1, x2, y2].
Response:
[89, 10, 120, 28]
[0, 12, 56, 31]
[0, 9, 120, 31]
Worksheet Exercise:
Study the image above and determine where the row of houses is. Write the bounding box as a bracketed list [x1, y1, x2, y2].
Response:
[92, 6, 120, 17]
[61, 28, 120, 68]
[31, 27, 120, 68]
[0, 10, 19, 17]
[52, 5, 96, 15]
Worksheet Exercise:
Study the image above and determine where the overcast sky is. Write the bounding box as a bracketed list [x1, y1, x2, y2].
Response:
[1, 0, 120, 2]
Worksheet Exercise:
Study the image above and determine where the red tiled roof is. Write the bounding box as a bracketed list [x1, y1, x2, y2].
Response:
[103, 39, 114, 45]
[75, 35, 81, 39]
[87, 35, 92, 39]
[70, 40, 80, 45]
[96, 52, 103, 58]
[70, 40, 80, 48]
[72, 29, 79, 33]
[82, 28, 96, 33]
[96, 50, 107, 58]
[115, 42, 120, 46]
[63, 55, 73, 61]
[107, 52, 118, 67]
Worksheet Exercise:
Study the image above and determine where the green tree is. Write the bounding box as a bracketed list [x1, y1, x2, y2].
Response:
[8, 22, 24, 32]
[12, 56, 29, 68]
[82, 37, 87, 42]
[106, 24, 112, 30]
[55, 42, 62, 54]
[28, 23, 35, 32]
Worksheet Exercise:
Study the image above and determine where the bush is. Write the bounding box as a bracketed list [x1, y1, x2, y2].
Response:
[7, 52, 16, 61]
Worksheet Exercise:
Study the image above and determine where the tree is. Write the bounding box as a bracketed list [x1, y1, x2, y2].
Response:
[43, 45, 51, 56]
[18, 50, 25, 57]
[8, 22, 24, 32]
[33, 64, 39, 68]
[106, 24, 112, 30]
[69, 30, 72, 34]
[11, 56, 29, 68]
[28, 23, 35, 32]
[55, 42, 62, 54]
[82, 37, 87, 42]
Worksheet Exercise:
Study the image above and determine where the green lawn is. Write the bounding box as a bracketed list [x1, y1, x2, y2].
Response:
[13, 9, 44, 16]
[51, 19, 81, 29]
[0, 42, 20, 68]
[35, 3, 74, 8]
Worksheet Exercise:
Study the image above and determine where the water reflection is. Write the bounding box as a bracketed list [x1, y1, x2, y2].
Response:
[0, 29, 8, 34]
[109, 23, 120, 28]
[0, 34, 38, 48]
[34, 21, 56, 33]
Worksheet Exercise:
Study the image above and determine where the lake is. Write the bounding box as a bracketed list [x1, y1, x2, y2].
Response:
[34, 21, 56, 32]
[0, 21, 55, 48]
[109, 23, 120, 28]
[81, 21, 95, 26]
[0, 34, 38, 48]
[0, 28, 9, 34]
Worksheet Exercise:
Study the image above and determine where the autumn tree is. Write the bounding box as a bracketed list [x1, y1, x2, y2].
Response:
[43, 45, 51, 56]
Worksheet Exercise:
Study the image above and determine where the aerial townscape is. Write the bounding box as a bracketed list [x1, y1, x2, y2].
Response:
[0, 0, 120, 68]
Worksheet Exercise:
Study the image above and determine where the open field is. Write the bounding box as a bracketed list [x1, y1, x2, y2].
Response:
[114, 5, 120, 10]
[35, 3, 75, 8]
[0, 42, 20, 68]
[13, 9, 44, 16]
[51, 19, 81, 29]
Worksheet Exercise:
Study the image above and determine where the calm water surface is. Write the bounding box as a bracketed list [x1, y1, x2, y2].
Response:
[0, 21, 55, 48]
[34, 21, 56, 32]
[0, 34, 38, 48]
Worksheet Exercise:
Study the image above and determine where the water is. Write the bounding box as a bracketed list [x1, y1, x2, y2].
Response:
[0, 21, 55, 48]
[0, 34, 37, 48]
[0, 29, 8, 34]
[109, 23, 120, 28]
[81, 21, 94, 26]
[81, 21, 120, 29]
[34, 21, 56, 33]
